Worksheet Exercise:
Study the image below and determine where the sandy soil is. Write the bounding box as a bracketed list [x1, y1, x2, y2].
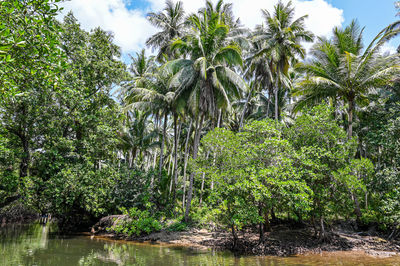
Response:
[91, 215, 400, 257]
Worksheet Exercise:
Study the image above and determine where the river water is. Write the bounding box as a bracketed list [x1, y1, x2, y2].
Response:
[1, 223, 400, 265]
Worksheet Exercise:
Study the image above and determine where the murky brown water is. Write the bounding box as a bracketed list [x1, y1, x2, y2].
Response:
[1, 223, 400, 265]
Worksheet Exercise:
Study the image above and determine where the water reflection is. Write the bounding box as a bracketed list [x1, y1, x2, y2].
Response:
[1, 223, 400, 265]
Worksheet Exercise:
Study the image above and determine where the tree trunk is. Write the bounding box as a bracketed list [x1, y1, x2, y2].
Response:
[217, 108, 222, 128]
[159, 112, 168, 182]
[172, 114, 180, 204]
[199, 172, 206, 207]
[239, 90, 252, 130]
[153, 151, 157, 169]
[167, 153, 172, 176]
[231, 223, 238, 249]
[319, 215, 325, 240]
[353, 191, 362, 226]
[348, 97, 354, 139]
[185, 114, 203, 222]
[271, 207, 276, 221]
[182, 119, 193, 210]
[229, 202, 238, 249]
[259, 204, 265, 243]
[274, 76, 279, 121]
[19, 134, 29, 179]
[199, 151, 210, 207]
[264, 209, 271, 232]
[266, 89, 271, 118]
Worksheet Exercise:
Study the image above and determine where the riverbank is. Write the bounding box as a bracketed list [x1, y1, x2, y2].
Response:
[91, 215, 400, 257]
[0, 201, 39, 226]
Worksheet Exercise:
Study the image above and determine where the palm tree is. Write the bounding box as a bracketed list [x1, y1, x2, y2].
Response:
[116, 49, 156, 100]
[146, 0, 185, 62]
[124, 66, 177, 182]
[167, 0, 247, 221]
[118, 110, 158, 168]
[252, 0, 313, 121]
[294, 20, 400, 138]
[241, 37, 274, 128]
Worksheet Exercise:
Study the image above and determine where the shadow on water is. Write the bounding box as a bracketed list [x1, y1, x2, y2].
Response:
[1, 223, 400, 265]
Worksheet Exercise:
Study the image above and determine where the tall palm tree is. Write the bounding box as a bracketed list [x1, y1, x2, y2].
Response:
[167, 0, 247, 221]
[294, 20, 400, 138]
[252, 0, 313, 121]
[241, 36, 274, 128]
[116, 49, 156, 100]
[118, 110, 158, 168]
[146, 0, 185, 62]
[124, 66, 177, 182]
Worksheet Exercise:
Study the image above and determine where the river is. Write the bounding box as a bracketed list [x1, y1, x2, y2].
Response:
[1, 223, 400, 265]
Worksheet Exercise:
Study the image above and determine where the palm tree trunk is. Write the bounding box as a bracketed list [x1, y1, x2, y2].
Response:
[239, 90, 252, 130]
[168, 153, 172, 176]
[131, 147, 138, 168]
[199, 172, 206, 207]
[159, 112, 168, 182]
[146, 154, 151, 170]
[274, 76, 279, 121]
[199, 150, 210, 207]
[182, 119, 193, 210]
[153, 151, 157, 169]
[172, 115, 181, 204]
[217, 109, 222, 128]
[266, 89, 271, 118]
[347, 97, 362, 224]
[185, 114, 204, 222]
[348, 97, 354, 139]
[129, 150, 133, 168]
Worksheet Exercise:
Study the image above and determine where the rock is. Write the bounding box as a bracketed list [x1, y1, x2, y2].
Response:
[91, 215, 129, 234]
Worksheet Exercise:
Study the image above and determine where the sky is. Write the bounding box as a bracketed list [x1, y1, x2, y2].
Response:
[58, 0, 400, 59]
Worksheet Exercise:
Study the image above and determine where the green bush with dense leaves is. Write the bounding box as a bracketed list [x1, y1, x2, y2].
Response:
[110, 207, 162, 236]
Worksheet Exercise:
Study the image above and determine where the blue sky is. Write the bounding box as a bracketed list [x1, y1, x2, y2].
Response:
[327, 0, 399, 46]
[60, 0, 399, 56]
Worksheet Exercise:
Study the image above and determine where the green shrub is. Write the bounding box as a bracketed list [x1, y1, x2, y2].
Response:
[111, 207, 162, 236]
[166, 221, 188, 232]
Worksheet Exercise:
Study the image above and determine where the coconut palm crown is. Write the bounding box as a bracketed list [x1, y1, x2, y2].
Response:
[294, 20, 400, 138]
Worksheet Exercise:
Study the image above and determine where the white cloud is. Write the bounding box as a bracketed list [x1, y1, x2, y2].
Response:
[149, 0, 344, 36]
[381, 41, 398, 55]
[59, 0, 156, 54]
[58, 0, 344, 55]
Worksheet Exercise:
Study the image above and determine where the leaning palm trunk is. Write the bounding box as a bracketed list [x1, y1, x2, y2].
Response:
[159, 112, 168, 182]
[185, 114, 204, 222]
[182, 119, 193, 210]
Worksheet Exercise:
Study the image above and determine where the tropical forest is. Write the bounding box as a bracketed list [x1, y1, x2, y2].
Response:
[2, 0, 400, 263]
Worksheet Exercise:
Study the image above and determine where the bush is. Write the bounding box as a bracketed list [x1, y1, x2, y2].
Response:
[110, 207, 162, 236]
[166, 220, 188, 232]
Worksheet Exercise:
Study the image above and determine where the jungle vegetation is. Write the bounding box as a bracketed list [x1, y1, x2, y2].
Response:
[1, 0, 400, 242]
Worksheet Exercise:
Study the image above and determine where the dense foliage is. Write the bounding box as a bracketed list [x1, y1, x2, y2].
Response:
[1, 0, 400, 242]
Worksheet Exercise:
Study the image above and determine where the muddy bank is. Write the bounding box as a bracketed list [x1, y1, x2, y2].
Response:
[91, 215, 400, 257]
